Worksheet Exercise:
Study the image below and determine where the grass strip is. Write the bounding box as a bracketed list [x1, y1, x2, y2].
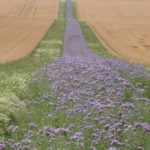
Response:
[79, 22, 118, 59]
[0, 0, 66, 138]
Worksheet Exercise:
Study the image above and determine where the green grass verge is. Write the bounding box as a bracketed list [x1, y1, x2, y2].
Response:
[0, 0, 66, 138]
[72, 0, 78, 20]
[79, 22, 118, 59]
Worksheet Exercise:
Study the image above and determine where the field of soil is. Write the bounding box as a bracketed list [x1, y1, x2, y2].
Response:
[0, 0, 59, 64]
[77, 0, 150, 65]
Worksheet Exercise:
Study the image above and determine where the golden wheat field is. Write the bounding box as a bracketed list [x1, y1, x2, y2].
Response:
[77, 0, 150, 65]
[0, 0, 59, 64]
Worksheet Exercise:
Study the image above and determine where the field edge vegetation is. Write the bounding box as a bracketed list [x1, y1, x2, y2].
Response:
[0, 0, 66, 139]
[73, 0, 117, 60]
[1, 0, 150, 150]
[73, 0, 150, 98]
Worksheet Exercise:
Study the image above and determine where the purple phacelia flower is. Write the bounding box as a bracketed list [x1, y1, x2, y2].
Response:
[134, 97, 149, 101]
[54, 128, 70, 136]
[84, 125, 95, 130]
[70, 132, 84, 141]
[135, 123, 150, 132]
[77, 142, 84, 148]
[104, 124, 110, 130]
[121, 102, 135, 109]
[8, 125, 19, 133]
[110, 123, 123, 130]
[29, 123, 37, 128]
[107, 148, 118, 150]
[136, 147, 144, 150]
[0, 144, 5, 150]
[136, 88, 145, 93]
[48, 102, 59, 107]
[47, 114, 56, 118]
[90, 146, 97, 150]
[111, 140, 125, 146]
[18, 145, 31, 150]
[21, 139, 32, 145]
[12, 142, 21, 148]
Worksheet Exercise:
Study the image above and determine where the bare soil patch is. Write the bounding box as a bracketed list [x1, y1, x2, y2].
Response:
[77, 0, 150, 65]
[0, 0, 59, 64]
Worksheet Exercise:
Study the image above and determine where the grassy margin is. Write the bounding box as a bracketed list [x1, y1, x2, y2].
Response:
[0, 0, 66, 138]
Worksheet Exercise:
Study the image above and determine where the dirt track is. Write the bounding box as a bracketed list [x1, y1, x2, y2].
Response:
[0, 0, 59, 64]
[77, 0, 150, 65]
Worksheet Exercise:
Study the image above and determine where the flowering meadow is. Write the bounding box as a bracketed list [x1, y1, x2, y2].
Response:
[1, 0, 150, 149]
[1, 54, 150, 150]
[0, 0, 65, 145]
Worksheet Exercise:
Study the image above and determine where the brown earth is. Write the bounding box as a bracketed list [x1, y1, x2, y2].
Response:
[0, 0, 59, 64]
[77, 0, 150, 66]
